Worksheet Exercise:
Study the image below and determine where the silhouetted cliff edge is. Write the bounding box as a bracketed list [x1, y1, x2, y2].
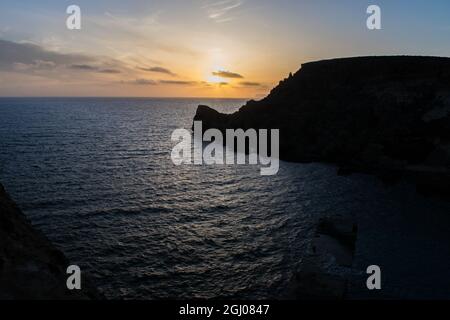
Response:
[194, 56, 450, 197]
[0, 183, 100, 299]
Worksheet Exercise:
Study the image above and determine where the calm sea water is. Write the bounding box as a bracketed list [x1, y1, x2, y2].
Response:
[1, 98, 450, 299]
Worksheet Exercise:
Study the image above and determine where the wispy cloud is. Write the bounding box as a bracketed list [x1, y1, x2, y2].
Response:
[124, 79, 201, 86]
[13, 60, 56, 71]
[125, 78, 158, 85]
[0, 39, 93, 71]
[138, 66, 176, 76]
[0, 38, 266, 96]
[212, 70, 244, 78]
[69, 64, 98, 71]
[99, 68, 122, 74]
[239, 81, 262, 87]
[159, 80, 197, 85]
[85, 11, 200, 58]
[104, 11, 162, 31]
[70, 64, 122, 74]
[124, 79, 227, 87]
[1, 39, 129, 83]
[202, 0, 243, 23]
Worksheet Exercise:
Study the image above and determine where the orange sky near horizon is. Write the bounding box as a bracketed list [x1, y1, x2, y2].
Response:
[1, 0, 450, 98]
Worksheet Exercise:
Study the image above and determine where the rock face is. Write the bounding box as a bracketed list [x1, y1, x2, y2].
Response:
[288, 215, 358, 299]
[194, 56, 450, 197]
[0, 183, 100, 299]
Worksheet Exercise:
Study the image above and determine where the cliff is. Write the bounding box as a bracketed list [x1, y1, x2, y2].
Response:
[0, 183, 100, 299]
[194, 56, 450, 197]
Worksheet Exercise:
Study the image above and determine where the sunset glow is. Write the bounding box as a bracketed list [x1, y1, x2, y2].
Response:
[1, 0, 450, 98]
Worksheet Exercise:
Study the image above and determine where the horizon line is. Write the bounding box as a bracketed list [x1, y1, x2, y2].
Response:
[0, 96, 253, 100]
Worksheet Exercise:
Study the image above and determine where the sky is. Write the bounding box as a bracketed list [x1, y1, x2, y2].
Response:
[0, 0, 449, 98]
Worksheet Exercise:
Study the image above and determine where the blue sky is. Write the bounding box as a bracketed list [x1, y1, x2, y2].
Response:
[0, 0, 449, 97]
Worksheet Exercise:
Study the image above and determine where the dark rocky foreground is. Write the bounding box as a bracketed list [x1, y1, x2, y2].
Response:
[285, 214, 358, 299]
[0, 183, 100, 299]
[194, 56, 450, 198]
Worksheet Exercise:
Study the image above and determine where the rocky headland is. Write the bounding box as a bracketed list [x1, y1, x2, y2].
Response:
[194, 56, 450, 298]
[194, 56, 450, 198]
[0, 183, 100, 299]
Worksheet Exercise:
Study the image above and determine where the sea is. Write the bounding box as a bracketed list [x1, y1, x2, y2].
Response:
[1, 97, 450, 299]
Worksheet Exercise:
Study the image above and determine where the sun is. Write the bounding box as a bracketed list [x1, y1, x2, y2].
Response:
[207, 74, 227, 84]
[204, 59, 229, 84]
